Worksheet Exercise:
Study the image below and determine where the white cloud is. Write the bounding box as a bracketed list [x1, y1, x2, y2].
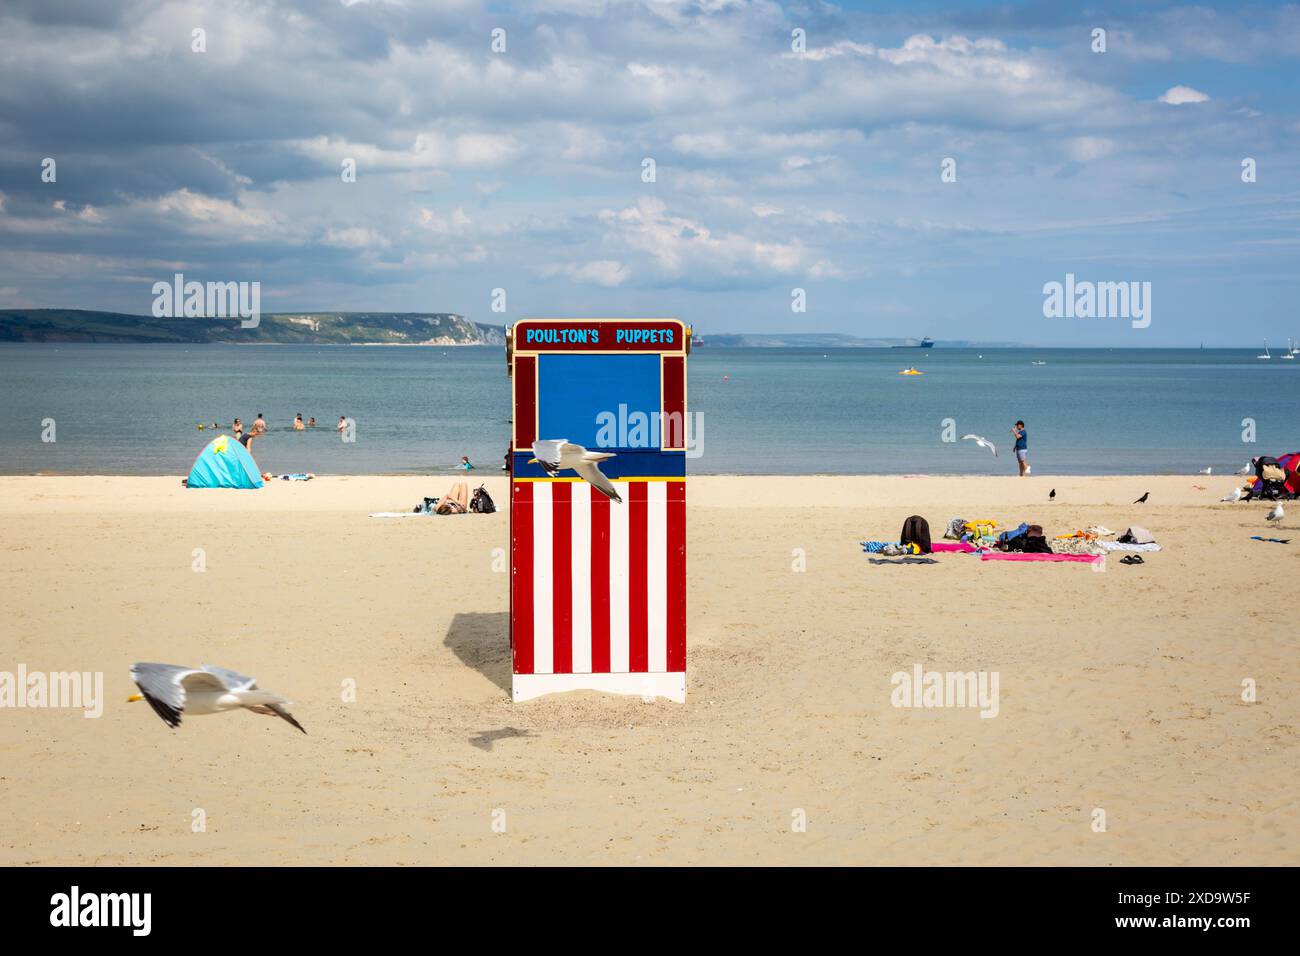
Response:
[139, 189, 272, 230]
[544, 259, 630, 286]
[294, 131, 521, 172]
[597, 197, 813, 280]
[788, 40, 877, 62]
[322, 227, 390, 249]
[417, 207, 472, 234]
[1066, 136, 1118, 162]
[1158, 85, 1210, 105]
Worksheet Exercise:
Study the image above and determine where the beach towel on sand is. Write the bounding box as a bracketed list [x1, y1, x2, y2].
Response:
[1097, 541, 1161, 553]
[979, 552, 1102, 564]
[861, 541, 921, 556]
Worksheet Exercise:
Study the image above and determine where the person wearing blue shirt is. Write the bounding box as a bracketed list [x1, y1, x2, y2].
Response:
[1011, 420, 1029, 476]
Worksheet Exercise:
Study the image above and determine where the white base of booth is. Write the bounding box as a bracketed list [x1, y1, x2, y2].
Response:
[512, 672, 686, 703]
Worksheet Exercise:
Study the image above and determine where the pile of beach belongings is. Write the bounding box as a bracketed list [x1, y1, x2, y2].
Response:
[943, 517, 1000, 548]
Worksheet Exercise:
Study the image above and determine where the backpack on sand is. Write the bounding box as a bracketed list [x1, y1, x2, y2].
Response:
[469, 485, 497, 514]
[900, 515, 932, 554]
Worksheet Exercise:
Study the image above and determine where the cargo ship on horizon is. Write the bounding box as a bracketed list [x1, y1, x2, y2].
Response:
[891, 336, 935, 348]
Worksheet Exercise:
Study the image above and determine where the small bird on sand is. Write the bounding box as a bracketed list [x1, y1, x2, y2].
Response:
[1134, 492, 1150, 504]
[128, 663, 306, 733]
[960, 434, 997, 457]
[1236, 461, 1254, 476]
[1199, 467, 1212, 475]
[1267, 502, 1285, 527]
[530, 439, 622, 503]
[1220, 487, 1245, 502]
[1049, 488, 1056, 501]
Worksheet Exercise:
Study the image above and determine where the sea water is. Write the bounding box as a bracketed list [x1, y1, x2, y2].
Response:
[0, 343, 1297, 476]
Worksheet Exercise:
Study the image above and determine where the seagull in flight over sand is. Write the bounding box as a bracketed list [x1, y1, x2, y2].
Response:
[128, 663, 306, 733]
[530, 439, 623, 503]
[1266, 502, 1285, 527]
[960, 434, 997, 457]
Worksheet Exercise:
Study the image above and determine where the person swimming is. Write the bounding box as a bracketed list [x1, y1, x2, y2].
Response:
[233, 418, 243, 437]
[293, 413, 305, 431]
[460, 456, 474, 470]
[307, 417, 317, 428]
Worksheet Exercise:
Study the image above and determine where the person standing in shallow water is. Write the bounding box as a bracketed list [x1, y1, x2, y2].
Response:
[1011, 420, 1029, 477]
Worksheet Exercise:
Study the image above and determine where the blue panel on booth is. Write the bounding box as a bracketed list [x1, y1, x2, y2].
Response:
[537, 353, 661, 450]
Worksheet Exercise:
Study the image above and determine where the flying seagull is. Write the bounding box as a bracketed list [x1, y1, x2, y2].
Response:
[1049, 488, 1056, 501]
[1134, 492, 1150, 504]
[128, 663, 306, 733]
[959, 434, 997, 457]
[530, 439, 622, 503]
[1267, 502, 1285, 527]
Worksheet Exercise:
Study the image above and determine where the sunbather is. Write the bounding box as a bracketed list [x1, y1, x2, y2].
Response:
[436, 482, 470, 514]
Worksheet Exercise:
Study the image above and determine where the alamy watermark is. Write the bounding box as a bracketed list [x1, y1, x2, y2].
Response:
[890, 664, 1000, 718]
[152, 272, 260, 328]
[594, 404, 703, 458]
[1, 665, 104, 718]
[50, 886, 150, 936]
[1043, 273, 1150, 329]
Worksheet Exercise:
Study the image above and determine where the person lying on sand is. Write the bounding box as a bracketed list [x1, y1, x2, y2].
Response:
[435, 483, 470, 514]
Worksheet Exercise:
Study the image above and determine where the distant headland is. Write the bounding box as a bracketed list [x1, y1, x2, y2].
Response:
[0, 310, 505, 345]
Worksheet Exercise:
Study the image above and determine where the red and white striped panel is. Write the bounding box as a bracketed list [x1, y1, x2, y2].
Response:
[512, 478, 685, 701]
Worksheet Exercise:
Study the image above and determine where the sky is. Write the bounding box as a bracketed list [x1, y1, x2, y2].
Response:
[0, 0, 1298, 346]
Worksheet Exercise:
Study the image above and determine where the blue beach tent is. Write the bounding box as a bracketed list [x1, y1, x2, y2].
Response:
[186, 435, 264, 489]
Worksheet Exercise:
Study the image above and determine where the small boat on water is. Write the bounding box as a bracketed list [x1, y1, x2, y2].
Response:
[898, 367, 924, 375]
[1258, 340, 1271, 360]
[1283, 338, 1296, 359]
[1031, 360, 1047, 366]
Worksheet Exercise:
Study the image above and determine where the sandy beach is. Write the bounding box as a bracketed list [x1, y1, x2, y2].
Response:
[1, 473, 1295, 866]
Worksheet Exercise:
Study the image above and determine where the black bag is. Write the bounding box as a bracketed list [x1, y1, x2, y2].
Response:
[900, 515, 932, 554]
[1021, 535, 1052, 553]
[1022, 524, 1052, 553]
[469, 485, 496, 514]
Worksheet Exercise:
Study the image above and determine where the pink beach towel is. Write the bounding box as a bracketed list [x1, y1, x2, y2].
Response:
[978, 552, 1102, 564]
[931, 542, 978, 553]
